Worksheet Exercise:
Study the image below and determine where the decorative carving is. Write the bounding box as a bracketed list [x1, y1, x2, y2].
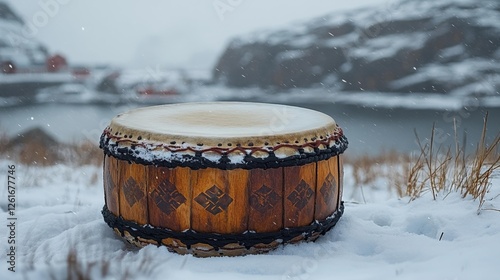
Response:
[150, 179, 186, 215]
[123, 177, 144, 207]
[250, 185, 280, 214]
[320, 173, 336, 204]
[287, 180, 314, 210]
[195, 185, 233, 215]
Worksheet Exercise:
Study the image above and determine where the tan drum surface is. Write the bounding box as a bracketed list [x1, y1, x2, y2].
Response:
[100, 102, 348, 257]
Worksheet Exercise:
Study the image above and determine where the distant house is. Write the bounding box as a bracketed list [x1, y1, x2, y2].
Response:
[1, 2, 50, 74]
[46, 54, 68, 72]
[1, 61, 16, 74]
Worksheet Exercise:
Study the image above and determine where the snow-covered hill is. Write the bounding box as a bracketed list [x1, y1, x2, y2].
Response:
[0, 1, 48, 69]
[213, 0, 500, 97]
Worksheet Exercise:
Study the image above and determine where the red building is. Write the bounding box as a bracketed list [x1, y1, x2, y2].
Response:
[1, 61, 16, 74]
[46, 54, 68, 72]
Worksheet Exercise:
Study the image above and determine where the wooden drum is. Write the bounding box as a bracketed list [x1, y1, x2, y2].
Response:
[100, 102, 348, 257]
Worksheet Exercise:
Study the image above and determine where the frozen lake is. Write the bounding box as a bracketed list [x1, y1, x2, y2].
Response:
[1, 100, 498, 157]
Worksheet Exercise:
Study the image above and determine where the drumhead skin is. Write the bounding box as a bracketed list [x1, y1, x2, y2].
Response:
[111, 102, 335, 140]
[100, 102, 348, 170]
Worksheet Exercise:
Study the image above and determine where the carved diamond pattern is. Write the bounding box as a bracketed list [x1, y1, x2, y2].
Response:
[287, 180, 314, 210]
[123, 177, 144, 207]
[320, 173, 336, 204]
[195, 185, 233, 215]
[151, 179, 186, 215]
[250, 185, 280, 214]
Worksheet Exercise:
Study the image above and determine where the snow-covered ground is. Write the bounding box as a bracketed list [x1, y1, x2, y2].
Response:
[1, 160, 499, 280]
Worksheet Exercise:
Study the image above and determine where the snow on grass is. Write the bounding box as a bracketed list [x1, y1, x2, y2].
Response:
[0, 159, 499, 280]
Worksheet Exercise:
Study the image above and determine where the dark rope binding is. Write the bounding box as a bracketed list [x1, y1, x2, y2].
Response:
[102, 202, 344, 251]
[100, 132, 348, 170]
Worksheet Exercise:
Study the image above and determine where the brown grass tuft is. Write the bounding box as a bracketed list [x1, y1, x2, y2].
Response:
[345, 151, 410, 199]
[406, 113, 500, 212]
[44, 248, 158, 280]
[66, 140, 103, 166]
[0, 129, 103, 167]
[344, 113, 499, 212]
[0, 128, 8, 153]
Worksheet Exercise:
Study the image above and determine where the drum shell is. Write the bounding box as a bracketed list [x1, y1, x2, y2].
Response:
[103, 153, 343, 255]
[100, 102, 348, 257]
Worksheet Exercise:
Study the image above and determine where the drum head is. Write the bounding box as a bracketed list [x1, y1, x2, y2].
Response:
[101, 102, 347, 169]
[110, 102, 336, 144]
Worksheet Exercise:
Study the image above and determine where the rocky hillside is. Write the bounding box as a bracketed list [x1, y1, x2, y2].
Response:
[213, 0, 500, 96]
[0, 1, 48, 70]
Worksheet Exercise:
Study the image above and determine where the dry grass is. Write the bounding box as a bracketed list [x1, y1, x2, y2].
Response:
[344, 113, 499, 212]
[344, 151, 409, 199]
[406, 113, 500, 212]
[0, 137, 102, 167]
[62, 249, 111, 280]
[42, 248, 159, 280]
[0, 129, 9, 155]
[66, 140, 103, 166]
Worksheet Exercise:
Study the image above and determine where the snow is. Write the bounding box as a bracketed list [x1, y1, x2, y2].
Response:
[1, 160, 499, 279]
[276, 50, 307, 63]
[0, 73, 75, 84]
[195, 86, 498, 111]
[382, 0, 483, 24]
[390, 58, 500, 93]
[476, 8, 500, 29]
[3, 81, 497, 112]
[286, 34, 318, 49]
[321, 32, 360, 48]
[330, 92, 466, 110]
[351, 33, 428, 62]
[439, 44, 466, 60]
[0, 9, 48, 68]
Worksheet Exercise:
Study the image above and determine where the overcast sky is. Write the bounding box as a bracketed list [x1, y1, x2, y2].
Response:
[6, 0, 387, 69]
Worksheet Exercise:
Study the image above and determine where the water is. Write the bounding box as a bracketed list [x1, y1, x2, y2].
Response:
[299, 102, 499, 156]
[1, 101, 499, 156]
[0, 103, 137, 144]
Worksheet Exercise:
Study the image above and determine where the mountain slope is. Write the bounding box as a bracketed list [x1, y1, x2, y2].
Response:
[213, 0, 500, 96]
[0, 1, 48, 69]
